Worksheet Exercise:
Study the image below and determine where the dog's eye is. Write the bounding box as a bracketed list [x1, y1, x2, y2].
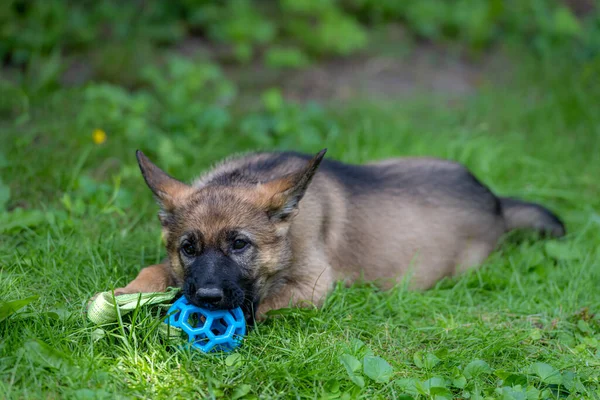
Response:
[232, 239, 248, 251]
[181, 241, 196, 257]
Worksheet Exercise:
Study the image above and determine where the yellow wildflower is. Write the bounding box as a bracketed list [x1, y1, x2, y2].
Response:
[92, 129, 107, 145]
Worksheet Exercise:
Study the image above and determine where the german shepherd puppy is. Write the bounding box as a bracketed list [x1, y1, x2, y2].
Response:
[103, 149, 565, 324]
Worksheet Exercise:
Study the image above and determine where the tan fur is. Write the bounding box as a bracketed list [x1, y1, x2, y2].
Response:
[112, 263, 177, 296]
[97, 150, 564, 321]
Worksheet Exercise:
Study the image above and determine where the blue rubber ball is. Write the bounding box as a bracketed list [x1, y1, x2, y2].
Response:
[163, 296, 246, 353]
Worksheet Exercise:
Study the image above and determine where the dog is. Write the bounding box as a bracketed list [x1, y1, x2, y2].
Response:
[101, 149, 565, 325]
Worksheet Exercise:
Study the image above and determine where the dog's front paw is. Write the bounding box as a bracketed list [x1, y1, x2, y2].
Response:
[112, 287, 137, 296]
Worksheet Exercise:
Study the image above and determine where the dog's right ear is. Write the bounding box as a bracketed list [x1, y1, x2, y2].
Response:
[136, 150, 192, 214]
[257, 148, 327, 222]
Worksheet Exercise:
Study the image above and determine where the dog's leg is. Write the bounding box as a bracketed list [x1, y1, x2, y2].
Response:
[113, 263, 176, 295]
[256, 260, 334, 320]
[89, 262, 176, 306]
[256, 289, 314, 321]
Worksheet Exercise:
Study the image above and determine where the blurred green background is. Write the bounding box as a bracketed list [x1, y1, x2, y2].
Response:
[1, 0, 599, 90]
[2, 0, 598, 73]
[1, 0, 599, 176]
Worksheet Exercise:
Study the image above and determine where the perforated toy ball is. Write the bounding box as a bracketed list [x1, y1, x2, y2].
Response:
[163, 296, 246, 353]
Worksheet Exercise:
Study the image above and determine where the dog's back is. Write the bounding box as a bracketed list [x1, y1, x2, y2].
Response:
[194, 151, 565, 290]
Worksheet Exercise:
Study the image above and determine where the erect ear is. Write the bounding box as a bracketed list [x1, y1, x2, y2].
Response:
[258, 149, 327, 221]
[136, 150, 192, 213]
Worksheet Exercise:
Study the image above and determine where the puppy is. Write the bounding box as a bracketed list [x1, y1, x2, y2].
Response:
[105, 149, 565, 324]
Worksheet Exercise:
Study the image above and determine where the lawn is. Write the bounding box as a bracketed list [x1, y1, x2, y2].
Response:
[2, 5, 600, 399]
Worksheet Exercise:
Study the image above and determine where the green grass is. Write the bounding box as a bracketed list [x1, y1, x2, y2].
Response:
[1, 51, 600, 399]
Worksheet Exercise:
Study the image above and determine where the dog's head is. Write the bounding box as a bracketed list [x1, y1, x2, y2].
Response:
[135, 149, 326, 321]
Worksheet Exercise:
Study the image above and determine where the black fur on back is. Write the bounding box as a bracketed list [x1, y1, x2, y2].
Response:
[206, 151, 502, 216]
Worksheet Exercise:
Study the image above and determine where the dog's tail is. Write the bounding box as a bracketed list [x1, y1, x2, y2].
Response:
[500, 197, 566, 238]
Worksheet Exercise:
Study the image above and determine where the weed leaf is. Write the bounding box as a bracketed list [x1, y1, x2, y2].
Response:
[424, 352, 441, 369]
[413, 352, 424, 368]
[464, 359, 492, 379]
[395, 378, 420, 396]
[349, 338, 374, 357]
[452, 375, 467, 389]
[71, 388, 112, 400]
[226, 353, 243, 367]
[23, 339, 71, 371]
[503, 373, 528, 387]
[340, 354, 365, 387]
[231, 384, 251, 400]
[0, 295, 39, 322]
[429, 386, 453, 399]
[529, 362, 562, 385]
[363, 355, 393, 383]
[349, 374, 365, 388]
[340, 354, 361, 374]
[0, 208, 46, 233]
[577, 319, 593, 335]
[422, 377, 448, 390]
[91, 329, 106, 342]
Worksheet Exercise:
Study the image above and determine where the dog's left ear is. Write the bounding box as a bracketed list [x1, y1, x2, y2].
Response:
[258, 149, 327, 221]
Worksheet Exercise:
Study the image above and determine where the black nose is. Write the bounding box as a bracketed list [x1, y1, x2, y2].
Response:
[194, 287, 224, 306]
